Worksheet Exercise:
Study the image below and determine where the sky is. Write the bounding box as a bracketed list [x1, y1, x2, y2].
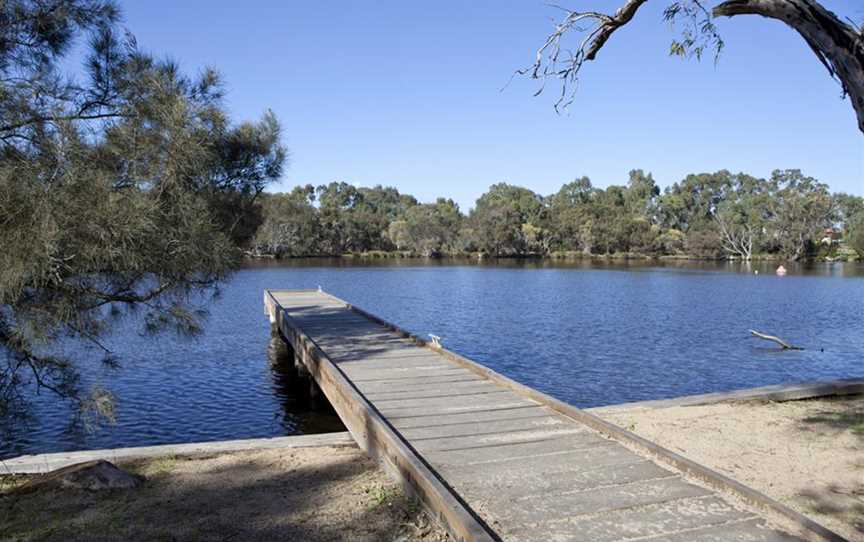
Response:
[116, 1, 863, 211]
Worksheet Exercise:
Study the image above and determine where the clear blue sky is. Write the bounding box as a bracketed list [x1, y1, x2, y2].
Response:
[118, 1, 862, 211]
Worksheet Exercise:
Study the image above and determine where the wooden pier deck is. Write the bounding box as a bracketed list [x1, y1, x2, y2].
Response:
[264, 289, 843, 542]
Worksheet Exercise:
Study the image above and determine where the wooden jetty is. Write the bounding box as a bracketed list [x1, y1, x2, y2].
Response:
[264, 289, 844, 542]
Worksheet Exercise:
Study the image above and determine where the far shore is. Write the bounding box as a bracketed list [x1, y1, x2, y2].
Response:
[246, 250, 860, 263]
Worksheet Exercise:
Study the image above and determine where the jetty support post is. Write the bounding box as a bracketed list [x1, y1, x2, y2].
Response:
[265, 292, 327, 409]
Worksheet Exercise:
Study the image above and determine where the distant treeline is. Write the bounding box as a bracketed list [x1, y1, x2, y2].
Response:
[252, 169, 864, 261]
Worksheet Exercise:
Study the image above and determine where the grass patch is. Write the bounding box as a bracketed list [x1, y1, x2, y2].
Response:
[803, 410, 864, 435]
[0, 474, 30, 495]
[140, 454, 179, 477]
[364, 483, 401, 509]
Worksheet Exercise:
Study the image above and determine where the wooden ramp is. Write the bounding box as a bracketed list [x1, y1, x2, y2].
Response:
[264, 289, 843, 542]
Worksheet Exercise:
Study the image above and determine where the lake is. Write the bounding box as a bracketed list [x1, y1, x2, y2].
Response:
[3, 258, 864, 460]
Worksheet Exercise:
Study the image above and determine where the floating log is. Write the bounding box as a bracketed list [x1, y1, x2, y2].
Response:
[749, 330, 804, 350]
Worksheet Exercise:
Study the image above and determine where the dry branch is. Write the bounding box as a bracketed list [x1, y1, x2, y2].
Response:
[749, 329, 804, 350]
[521, 0, 864, 132]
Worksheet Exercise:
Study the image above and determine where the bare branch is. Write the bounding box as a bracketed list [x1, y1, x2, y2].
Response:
[518, 0, 649, 110]
[749, 329, 804, 350]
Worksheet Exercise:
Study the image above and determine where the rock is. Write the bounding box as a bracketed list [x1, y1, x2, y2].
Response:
[14, 460, 144, 494]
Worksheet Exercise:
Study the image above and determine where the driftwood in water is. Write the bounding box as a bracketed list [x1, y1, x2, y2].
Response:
[749, 330, 804, 351]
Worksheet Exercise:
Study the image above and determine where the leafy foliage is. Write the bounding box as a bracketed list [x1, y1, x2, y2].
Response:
[0, 0, 285, 421]
[257, 171, 861, 263]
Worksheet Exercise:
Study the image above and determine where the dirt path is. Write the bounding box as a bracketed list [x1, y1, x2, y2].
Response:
[1, 445, 449, 542]
[597, 396, 864, 541]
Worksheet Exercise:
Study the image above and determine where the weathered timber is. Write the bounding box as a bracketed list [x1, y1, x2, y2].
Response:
[750, 329, 805, 350]
[265, 289, 845, 542]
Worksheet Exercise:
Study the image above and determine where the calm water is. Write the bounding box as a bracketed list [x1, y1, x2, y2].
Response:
[3, 259, 864, 459]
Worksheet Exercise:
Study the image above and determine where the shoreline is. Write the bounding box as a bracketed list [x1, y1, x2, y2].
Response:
[246, 251, 860, 263]
[1, 445, 450, 542]
[597, 395, 864, 541]
[0, 432, 355, 474]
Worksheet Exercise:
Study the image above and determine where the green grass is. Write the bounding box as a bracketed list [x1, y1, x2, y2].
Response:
[364, 483, 401, 509]
[803, 410, 864, 435]
[141, 454, 179, 476]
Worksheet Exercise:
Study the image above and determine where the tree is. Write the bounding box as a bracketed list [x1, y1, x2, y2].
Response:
[470, 183, 546, 256]
[523, 0, 864, 133]
[624, 170, 660, 218]
[313, 182, 418, 254]
[0, 1, 286, 421]
[393, 199, 463, 257]
[770, 169, 833, 260]
[832, 192, 864, 235]
[659, 171, 734, 232]
[255, 186, 319, 256]
[549, 177, 595, 253]
[847, 211, 864, 257]
[713, 174, 772, 260]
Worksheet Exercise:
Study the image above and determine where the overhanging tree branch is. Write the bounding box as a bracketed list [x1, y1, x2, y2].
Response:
[520, 0, 650, 110]
[713, 0, 864, 133]
[522, 0, 864, 132]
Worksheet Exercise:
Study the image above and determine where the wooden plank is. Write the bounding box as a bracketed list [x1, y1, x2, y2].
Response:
[386, 405, 552, 429]
[660, 518, 803, 541]
[398, 413, 575, 440]
[327, 349, 441, 362]
[357, 374, 484, 390]
[342, 363, 461, 381]
[363, 381, 504, 401]
[423, 433, 613, 467]
[479, 477, 712, 526]
[435, 444, 646, 488]
[500, 496, 755, 542]
[334, 354, 456, 370]
[439, 462, 675, 500]
[379, 395, 537, 419]
[371, 390, 517, 409]
[411, 424, 592, 453]
[349, 369, 474, 383]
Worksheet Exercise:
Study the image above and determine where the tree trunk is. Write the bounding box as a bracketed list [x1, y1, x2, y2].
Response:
[714, 0, 864, 133]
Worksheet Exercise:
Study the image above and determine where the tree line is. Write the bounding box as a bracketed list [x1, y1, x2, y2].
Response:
[254, 170, 864, 261]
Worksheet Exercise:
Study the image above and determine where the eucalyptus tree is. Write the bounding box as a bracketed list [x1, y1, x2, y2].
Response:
[832, 192, 864, 234]
[770, 169, 833, 259]
[469, 183, 546, 256]
[713, 173, 772, 260]
[389, 198, 462, 257]
[522, 0, 864, 133]
[255, 186, 319, 256]
[0, 1, 286, 420]
[549, 177, 597, 253]
[848, 211, 864, 257]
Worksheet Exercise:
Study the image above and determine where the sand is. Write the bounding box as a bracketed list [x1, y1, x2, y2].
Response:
[0, 445, 449, 542]
[597, 395, 864, 541]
